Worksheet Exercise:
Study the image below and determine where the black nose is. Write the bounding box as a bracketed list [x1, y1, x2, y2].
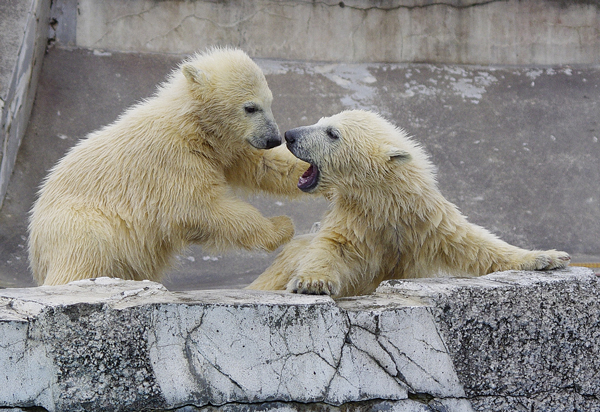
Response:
[285, 129, 298, 145]
[265, 137, 281, 149]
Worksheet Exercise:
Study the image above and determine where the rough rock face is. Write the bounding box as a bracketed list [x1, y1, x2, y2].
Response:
[0, 267, 597, 411]
[381, 270, 600, 412]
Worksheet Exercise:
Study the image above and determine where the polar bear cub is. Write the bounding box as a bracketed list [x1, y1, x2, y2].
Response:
[29, 48, 308, 286]
[248, 110, 571, 297]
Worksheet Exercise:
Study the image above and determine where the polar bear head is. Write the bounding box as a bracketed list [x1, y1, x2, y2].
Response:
[284, 110, 423, 194]
[181, 48, 281, 150]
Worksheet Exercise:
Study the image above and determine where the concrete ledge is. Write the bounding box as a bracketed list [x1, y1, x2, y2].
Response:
[55, 0, 600, 65]
[0, 0, 50, 209]
[0, 267, 597, 411]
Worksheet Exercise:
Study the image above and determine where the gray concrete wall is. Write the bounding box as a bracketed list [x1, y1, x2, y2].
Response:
[0, 0, 50, 209]
[60, 0, 599, 65]
[0, 267, 597, 411]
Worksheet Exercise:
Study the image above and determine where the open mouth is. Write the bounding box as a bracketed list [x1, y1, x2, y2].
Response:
[298, 164, 320, 192]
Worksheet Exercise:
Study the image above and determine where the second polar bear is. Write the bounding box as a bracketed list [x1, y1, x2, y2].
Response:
[29, 48, 308, 286]
[248, 110, 571, 297]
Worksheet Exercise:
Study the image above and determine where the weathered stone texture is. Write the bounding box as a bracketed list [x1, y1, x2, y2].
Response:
[40, 305, 165, 411]
[1, 267, 598, 411]
[379, 268, 600, 411]
[170, 398, 473, 411]
[469, 392, 600, 412]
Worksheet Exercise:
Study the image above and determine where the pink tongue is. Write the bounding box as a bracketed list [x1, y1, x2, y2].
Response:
[298, 165, 316, 189]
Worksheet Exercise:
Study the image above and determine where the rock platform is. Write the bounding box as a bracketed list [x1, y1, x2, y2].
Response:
[1, 267, 597, 411]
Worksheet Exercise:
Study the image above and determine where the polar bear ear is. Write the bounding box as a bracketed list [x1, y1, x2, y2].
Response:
[182, 64, 209, 85]
[384, 146, 412, 163]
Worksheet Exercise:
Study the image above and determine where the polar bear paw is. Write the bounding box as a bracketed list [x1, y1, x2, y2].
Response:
[522, 250, 571, 271]
[264, 216, 295, 251]
[287, 275, 340, 296]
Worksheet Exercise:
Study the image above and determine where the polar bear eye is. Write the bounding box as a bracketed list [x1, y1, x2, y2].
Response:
[244, 103, 260, 114]
[326, 127, 340, 140]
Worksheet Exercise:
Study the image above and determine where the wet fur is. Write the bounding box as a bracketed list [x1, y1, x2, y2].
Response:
[29, 48, 307, 286]
[248, 110, 570, 297]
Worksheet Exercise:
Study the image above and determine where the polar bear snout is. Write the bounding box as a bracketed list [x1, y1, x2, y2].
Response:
[284, 128, 301, 145]
[284, 128, 306, 160]
[284, 128, 300, 154]
[248, 121, 282, 149]
[264, 119, 282, 149]
[284, 127, 312, 157]
[249, 134, 281, 150]
[264, 135, 282, 149]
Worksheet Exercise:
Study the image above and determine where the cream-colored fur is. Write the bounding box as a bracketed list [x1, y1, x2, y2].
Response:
[248, 110, 571, 297]
[29, 48, 308, 286]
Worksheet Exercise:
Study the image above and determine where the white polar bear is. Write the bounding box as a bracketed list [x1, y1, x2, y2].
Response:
[248, 110, 571, 297]
[29, 48, 308, 286]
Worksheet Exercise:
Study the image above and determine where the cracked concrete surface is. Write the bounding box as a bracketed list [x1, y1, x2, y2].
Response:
[0, 267, 597, 411]
[71, 0, 600, 65]
[378, 267, 600, 411]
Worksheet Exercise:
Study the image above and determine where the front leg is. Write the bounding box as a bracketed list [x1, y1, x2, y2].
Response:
[225, 146, 310, 197]
[247, 233, 315, 291]
[504, 249, 571, 271]
[188, 194, 294, 253]
[468, 226, 571, 274]
[286, 231, 359, 297]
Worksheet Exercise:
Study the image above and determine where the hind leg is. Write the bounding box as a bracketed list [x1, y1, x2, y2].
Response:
[30, 207, 124, 286]
[437, 218, 571, 276]
[501, 249, 571, 271]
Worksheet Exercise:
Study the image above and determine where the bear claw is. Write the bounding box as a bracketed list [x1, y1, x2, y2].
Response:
[525, 251, 571, 271]
[287, 276, 338, 296]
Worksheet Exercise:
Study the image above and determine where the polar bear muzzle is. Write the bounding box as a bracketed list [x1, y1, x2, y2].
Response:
[283, 127, 313, 160]
[248, 119, 282, 150]
[284, 127, 321, 192]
